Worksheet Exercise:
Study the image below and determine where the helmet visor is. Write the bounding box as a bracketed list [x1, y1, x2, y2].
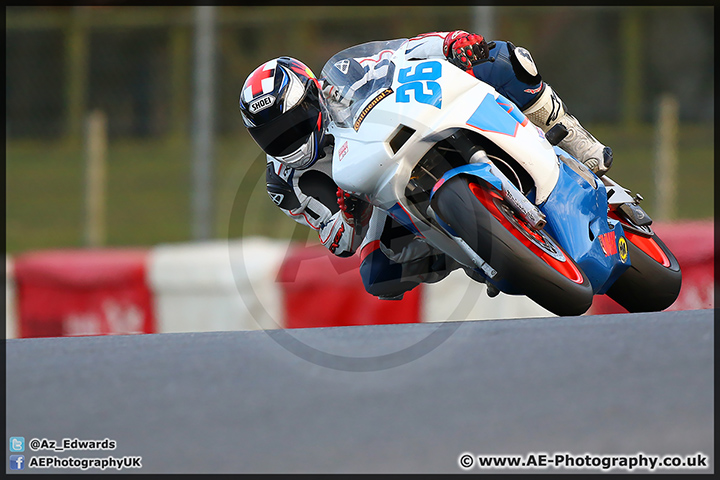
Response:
[248, 83, 322, 158]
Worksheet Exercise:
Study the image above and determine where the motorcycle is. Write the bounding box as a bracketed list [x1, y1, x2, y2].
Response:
[320, 39, 681, 316]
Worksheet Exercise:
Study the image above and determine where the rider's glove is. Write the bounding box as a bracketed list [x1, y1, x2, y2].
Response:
[336, 188, 371, 228]
[442, 30, 489, 70]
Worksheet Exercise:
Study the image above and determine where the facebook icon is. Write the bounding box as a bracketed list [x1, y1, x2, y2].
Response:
[10, 455, 25, 470]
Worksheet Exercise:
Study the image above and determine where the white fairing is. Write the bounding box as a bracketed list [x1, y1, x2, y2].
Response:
[321, 39, 561, 267]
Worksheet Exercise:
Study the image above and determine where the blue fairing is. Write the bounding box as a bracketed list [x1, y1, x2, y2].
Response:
[539, 152, 630, 293]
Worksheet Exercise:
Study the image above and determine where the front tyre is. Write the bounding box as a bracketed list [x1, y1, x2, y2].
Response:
[431, 176, 594, 316]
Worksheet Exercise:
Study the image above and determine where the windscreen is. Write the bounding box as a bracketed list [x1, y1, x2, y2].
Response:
[320, 39, 406, 127]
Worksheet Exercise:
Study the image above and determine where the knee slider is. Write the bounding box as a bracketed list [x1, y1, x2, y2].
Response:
[508, 42, 542, 85]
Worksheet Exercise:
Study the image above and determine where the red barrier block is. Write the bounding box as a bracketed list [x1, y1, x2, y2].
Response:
[592, 220, 714, 314]
[277, 244, 421, 328]
[14, 249, 155, 337]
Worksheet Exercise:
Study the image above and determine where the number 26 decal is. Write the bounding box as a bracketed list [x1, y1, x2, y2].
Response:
[396, 61, 442, 109]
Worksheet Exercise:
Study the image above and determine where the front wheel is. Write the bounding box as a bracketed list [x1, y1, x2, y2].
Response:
[605, 216, 682, 312]
[431, 175, 594, 316]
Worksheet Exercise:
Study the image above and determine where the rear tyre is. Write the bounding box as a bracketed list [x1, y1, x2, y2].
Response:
[431, 176, 594, 316]
[605, 229, 681, 312]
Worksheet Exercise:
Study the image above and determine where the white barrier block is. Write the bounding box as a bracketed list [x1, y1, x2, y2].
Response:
[148, 237, 291, 333]
[422, 269, 553, 322]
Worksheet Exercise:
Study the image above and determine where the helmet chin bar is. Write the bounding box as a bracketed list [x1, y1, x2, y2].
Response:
[276, 131, 318, 170]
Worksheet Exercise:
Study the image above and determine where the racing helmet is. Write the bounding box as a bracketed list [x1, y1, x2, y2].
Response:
[239, 57, 327, 170]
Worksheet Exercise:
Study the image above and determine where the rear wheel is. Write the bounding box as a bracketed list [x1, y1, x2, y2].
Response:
[605, 213, 682, 312]
[431, 175, 594, 316]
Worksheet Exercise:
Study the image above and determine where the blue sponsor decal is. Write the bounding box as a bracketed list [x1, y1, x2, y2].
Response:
[467, 93, 521, 136]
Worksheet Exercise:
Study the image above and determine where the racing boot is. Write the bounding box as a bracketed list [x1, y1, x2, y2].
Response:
[523, 83, 613, 176]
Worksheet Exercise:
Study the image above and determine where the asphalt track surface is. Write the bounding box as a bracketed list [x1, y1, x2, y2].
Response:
[5, 309, 714, 474]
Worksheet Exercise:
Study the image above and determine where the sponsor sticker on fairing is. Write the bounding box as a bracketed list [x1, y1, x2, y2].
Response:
[353, 88, 394, 131]
[334, 59, 350, 74]
[618, 237, 628, 262]
[338, 141, 349, 161]
[599, 231, 618, 257]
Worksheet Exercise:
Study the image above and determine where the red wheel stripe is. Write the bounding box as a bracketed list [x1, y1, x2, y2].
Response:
[624, 231, 672, 267]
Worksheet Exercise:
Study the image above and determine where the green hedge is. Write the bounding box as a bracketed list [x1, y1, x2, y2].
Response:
[6, 124, 713, 254]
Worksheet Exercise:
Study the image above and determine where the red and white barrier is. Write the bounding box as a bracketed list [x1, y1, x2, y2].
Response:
[5, 221, 713, 338]
[11, 249, 154, 337]
[277, 244, 423, 328]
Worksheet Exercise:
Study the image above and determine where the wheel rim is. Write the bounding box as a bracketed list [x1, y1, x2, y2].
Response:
[469, 181, 585, 284]
[497, 202, 565, 261]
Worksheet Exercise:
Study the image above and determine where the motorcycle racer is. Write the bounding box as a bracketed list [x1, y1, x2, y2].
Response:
[239, 31, 613, 300]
